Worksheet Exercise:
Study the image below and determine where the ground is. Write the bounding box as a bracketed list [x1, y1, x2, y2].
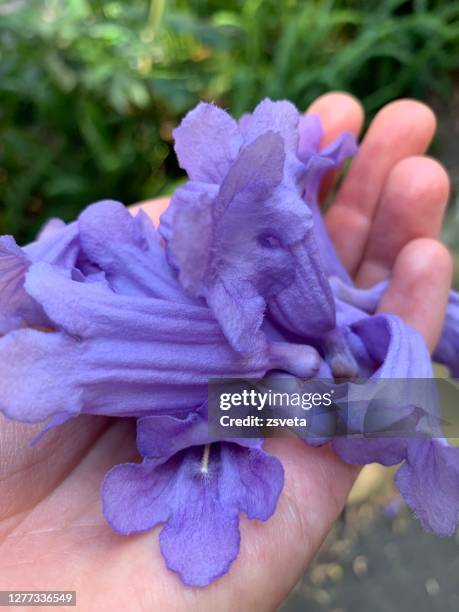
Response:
[282, 465, 459, 612]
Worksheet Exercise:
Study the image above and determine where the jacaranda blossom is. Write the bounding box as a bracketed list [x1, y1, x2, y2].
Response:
[160, 99, 359, 377]
[103, 407, 283, 586]
[0, 202, 320, 424]
[2, 98, 459, 587]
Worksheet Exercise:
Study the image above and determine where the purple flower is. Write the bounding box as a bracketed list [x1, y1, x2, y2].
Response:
[433, 290, 459, 376]
[102, 409, 283, 586]
[3, 98, 459, 586]
[330, 275, 459, 379]
[161, 99, 359, 376]
[395, 437, 459, 535]
[0, 220, 79, 332]
[163, 118, 312, 353]
[334, 430, 459, 536]
[0, 201, 320, 424]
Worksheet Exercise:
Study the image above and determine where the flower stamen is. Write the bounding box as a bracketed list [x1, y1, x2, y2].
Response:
[201, 443, 211, 474]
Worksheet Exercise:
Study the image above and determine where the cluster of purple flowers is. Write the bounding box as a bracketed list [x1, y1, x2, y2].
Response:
[1, 99, 459, 586]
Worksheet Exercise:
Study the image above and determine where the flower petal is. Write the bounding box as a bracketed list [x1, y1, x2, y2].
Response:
[78, 200, 191, 302]
[137, 409, 263, 460]
[297, 114, 323, 157]
[333, 314, 439, 463]
[36, 218, 67, 240]
[333, 435, 408, 467]
[102, 443, 283, 586]
[241, 98, 300, 152]
[267, 237, 336, 338]
[206, 278, 267, 353]
[0, 220, 82, 330]
[395, 439, 459, 535]
[24, 222, 79, 267]
[158, 181, 219, 259]
[330, 276, 387, 313]
[168, 131, 313, 352]
[0, 262, 319, 422]
[434, 289, 459, 376]
[299, 128, 358, 283]
[351, 314, 434, 378]
[0, 236, 32, 331]
[0, 329, 84, 422]
[173, 102, 242, 183]
[104, 445, 262, 587]
[137, 411, 210, 458]
[102, 459, 175, 534]
[159, 449, 241, 587]
[219, 444, 284, 521]
[162, 184, 216, 297]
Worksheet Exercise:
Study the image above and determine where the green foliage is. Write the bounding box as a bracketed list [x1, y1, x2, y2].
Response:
[1, 0, 459, 241]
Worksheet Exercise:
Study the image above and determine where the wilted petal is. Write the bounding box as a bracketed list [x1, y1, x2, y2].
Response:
[173, 102, 242, 183]
[78, 200, 192, 303]
[158, 181, 218, 255]
[395, 438, 459, 535]
[351, 314, 433, 378]
[333, 314, 438, 463]
[167, 131, 312, 352]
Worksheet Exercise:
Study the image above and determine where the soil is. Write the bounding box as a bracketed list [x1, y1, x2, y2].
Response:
[282, 498, 459, 612]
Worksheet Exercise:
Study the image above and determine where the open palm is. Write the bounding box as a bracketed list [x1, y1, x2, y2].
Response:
[0, 92, 452, 611]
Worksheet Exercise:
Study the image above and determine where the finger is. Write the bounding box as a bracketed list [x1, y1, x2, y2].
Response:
[326, 100, 437, 274]
[377, 238, 452, 351]
[356, 156, 450, 287]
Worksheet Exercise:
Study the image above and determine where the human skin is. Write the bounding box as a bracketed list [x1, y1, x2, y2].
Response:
[0, 92, 453, 611]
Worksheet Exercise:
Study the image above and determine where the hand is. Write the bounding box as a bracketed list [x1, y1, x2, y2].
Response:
[0, 93, 452, 611]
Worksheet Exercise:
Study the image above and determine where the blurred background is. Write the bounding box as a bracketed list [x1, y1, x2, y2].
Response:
[2, 1, 459, 610]
[2, 0, 459, 245]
